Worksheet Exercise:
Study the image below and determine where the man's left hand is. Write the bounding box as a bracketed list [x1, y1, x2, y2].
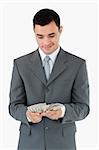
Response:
[42, 106, 62, 120]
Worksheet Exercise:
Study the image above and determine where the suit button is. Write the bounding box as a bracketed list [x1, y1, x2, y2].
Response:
[45, 126, 48, 130]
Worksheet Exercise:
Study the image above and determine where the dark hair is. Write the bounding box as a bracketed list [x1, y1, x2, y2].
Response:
[33, 8, 60, 29]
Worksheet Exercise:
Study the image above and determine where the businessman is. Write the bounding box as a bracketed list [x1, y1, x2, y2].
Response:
[9, 8, 90, 150]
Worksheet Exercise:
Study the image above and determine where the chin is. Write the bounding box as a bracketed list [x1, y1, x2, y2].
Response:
[44, 48, 56, 54]
[43, 51, 51, 54]
[45, 50, 54, 54]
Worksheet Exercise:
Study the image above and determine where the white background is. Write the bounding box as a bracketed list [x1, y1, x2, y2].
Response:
[0, 0, 99, 150]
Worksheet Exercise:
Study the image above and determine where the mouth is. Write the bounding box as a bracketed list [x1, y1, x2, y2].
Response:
[42, 44, 54, 49]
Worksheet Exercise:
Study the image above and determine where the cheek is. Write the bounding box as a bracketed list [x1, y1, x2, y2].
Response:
[53, 36, 59, 43]
[36, 39, 42, 46]
[56, 36, 60, 42]
[37, 41, 45, 49]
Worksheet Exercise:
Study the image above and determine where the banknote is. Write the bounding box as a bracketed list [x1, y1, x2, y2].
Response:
[28, 103, 62, 112]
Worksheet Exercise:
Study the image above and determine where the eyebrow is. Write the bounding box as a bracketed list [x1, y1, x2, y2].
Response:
[36, 33, 55, 36]
[36, 34, 43, 36]
[49, 33, 55, 36]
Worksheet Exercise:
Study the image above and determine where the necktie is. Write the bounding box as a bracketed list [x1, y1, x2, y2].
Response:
[44, 56, 50, 80]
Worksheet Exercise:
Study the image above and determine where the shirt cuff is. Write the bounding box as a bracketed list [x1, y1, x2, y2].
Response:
[27, 116, 31, 122]
[59, 104, 66, 118]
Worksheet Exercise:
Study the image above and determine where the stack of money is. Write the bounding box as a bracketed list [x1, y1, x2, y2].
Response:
[27, 103, 63, 113]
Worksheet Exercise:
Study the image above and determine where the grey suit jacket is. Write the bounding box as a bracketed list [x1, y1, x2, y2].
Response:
[9, 48, 90, 150]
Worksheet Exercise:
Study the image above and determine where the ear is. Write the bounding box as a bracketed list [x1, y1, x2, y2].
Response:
[59, 26, 63, 33]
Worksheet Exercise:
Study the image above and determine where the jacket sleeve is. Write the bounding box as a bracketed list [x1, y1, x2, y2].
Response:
[62, 60, 90, 124]
[9, 60, 29, 127]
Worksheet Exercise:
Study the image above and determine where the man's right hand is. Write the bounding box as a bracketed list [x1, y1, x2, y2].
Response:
[26, 110, 42, 123]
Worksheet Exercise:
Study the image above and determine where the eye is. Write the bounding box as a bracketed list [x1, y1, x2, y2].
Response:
[49, 35, 55, 38]
[37, 36, 43, 39]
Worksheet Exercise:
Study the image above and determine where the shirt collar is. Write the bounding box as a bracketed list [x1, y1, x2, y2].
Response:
[38, 46, 60, 63]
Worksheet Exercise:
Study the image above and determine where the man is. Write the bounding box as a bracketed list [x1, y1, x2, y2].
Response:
[9, 8, 90, 150]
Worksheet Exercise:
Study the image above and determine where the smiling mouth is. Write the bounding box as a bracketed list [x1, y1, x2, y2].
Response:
[44, 46, 52, 49]
[42, 44, 54, 49]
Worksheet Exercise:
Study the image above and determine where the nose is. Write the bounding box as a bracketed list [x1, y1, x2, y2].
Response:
[44, 37, 51, 45]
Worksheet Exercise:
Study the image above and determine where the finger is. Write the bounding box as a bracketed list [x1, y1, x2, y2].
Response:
[41, 112, 46, 116]
[32, 117, 42, 123]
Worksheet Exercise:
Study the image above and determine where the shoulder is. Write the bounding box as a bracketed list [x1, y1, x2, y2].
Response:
[14, 50, 37, 63]
[61, 48, 86, 64]
[60, 48, 87, 73]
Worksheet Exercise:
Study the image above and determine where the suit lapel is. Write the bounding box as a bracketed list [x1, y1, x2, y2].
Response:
[30, 50, 47, 85]
[47, 48, 69, 86]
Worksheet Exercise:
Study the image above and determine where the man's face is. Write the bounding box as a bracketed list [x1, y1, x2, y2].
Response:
[34, 21, 62, 54]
